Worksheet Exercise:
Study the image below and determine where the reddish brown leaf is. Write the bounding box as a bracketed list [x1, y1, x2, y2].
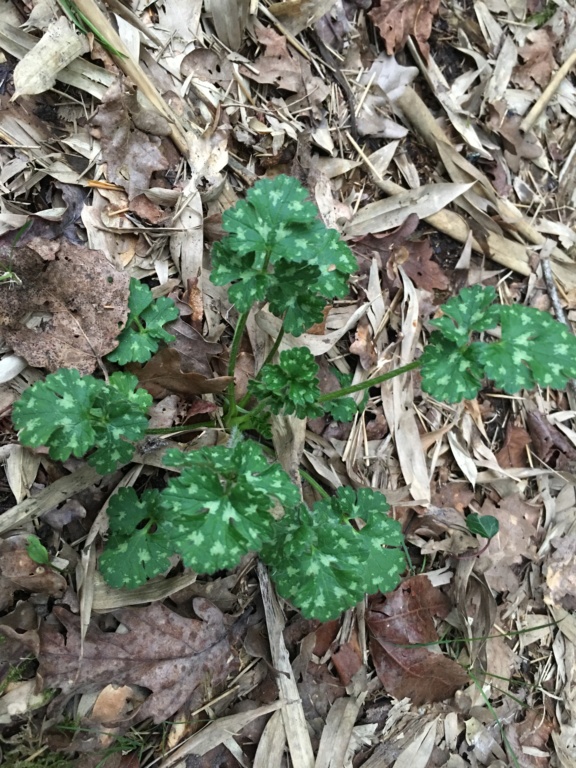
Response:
[0, 242, 129, 374]
[496, 423, 531, 468]
[367, 575, 468, 704]
[332, 640, 362, 686]
[38, 600, 239, 725]
[128, 347, 231, 399]
[353, 229, 449, 292]
[369, 0, 441, 58]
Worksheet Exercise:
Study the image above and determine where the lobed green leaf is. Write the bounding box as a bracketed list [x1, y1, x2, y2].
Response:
[107, 278, 178, 364]
[420, 333, 485, 403]
[99, 488, 172, 589]
[249, 347, 324, 419]
[12, 370, 151, 474]
[12, 369, 103, 461]
[430, 285, 500, 345]
[421, 286, 576, 402]
[477, 304, 576, 393]
[262, 487, 405, 621]
[161, 441, 300, 574]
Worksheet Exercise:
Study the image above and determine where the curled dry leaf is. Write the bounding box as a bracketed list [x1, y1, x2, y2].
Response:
[369, 0, 441, 58]
[38, 600, 239, 725]
[349, 317, 377, 370]
[0, 241, 130, 374]
[367, 575, 469, 704]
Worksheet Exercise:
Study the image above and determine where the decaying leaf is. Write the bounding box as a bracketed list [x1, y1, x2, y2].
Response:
[38, 600, 239, 724]
[476, 495, 538, 593]
[544, 535, 576, 612]
[369, 0, 441, 57]
[91, 83, 170, 200]
[0, 534, 66, 600]
[0, 241, 130, 374]
[128, 346, 231, 399]
[367, 575, 469, 704]
[495, 422, 531, 468]
[240, 24, 330, 111]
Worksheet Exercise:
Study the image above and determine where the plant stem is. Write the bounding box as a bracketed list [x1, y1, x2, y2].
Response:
[226, 310, 249, 424]
[299, 469, 330, 499]
[262, 325, 285, 368]
[236, 323, 286, 412]
[145, 422, 216, 434]
[318, 360, 421, 403]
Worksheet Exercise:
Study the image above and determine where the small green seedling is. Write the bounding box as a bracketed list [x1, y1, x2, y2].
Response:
[26, 535, 51, 566]
[107, 278, 178, 364]
[11, 175, 576, 621]
[466, 513, 499, 540]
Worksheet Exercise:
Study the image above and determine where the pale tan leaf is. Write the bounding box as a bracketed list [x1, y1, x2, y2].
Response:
[13, 16, 88, 97]
[344, 183, 474, 237]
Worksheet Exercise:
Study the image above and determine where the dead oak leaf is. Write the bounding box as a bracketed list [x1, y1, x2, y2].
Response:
[476, 495, 538, 593]
[91, 83, 169, 201]
[369, 0, 441, 58]
[367, 575, 469, 704]
[0, 241, 129, 374]
[38, 600, 238, 725]
[128, 346, 231, 399]
[240, 23, 329, 110]
[513, 28, 557, 89]
[352, 225, 449, 292]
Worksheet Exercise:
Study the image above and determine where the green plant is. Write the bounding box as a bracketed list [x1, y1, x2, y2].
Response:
[12, 369, 152, 473]
[11, 175, 576, 621]
[107, 278, 178, 364]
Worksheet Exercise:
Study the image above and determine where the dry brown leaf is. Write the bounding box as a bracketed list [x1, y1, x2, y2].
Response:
[128, 346, 231, 399]
[38, 600, 239, 725]
[367, 575, 469, 704]
[91, 83, 170, 201]
[240, 24, 329, 110]
[544, 535, 576, 611]
[495, 422, 532, 469]
[352, 228, 450, 292]
[0, 241, 130, 374]
[0, 534, 66, 601]
[369, 0, 441, 58]
[526, 410, 576, 470]
[181, 49, 235, 87]
[477, 495, 538, 593]
[168, 317, 224, 379]
[513, 28, 557, 89]
[505, 709, 554, 768]
[349, 317, 377, 370]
